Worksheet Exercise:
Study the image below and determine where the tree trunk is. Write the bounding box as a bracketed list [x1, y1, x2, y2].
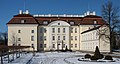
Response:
[0, 52, 3, 64]
[7, 52, 9, 63]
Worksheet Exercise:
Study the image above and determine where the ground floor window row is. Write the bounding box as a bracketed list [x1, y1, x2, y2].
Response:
[81, 42, 98, 50]
[39, 44, 78, 48]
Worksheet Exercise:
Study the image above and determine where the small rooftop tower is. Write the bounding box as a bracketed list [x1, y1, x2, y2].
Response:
[19, 10, 22, 14]
[26, 10, 29, 14]
[19, 10, 29, 14]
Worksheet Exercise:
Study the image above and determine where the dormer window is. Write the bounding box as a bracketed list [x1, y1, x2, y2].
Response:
[43, 21, 48, 24]
[70, 22, 74, 25]
[58, 23, 60, 25]
[21, 20, 25, 23]
[94, 21, 97, 24]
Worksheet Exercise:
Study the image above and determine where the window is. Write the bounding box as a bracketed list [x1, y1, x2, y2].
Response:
[53, 44, 55, 48]
[63, 36, 65, 40]
[40, 36, 43, 40]
[31, 44, 34, 48]
[70, 22, 74, 25]
[18, 38, 21, 41]
[71, 36, 73, 40]
[58, 28, 60, 33]
[52, 36, 55, 40]
[75, 36, 77, 40]
[71, 44, 73, 48]
[31, 36, 34, 41]
[58, 23, 60, 25]
[94, 21, 97, 24]
[52, 28, 55, 33]
[44, 36, 46, 40]
[40, 28, 43, 33]
[21, 20, 25, 23]
[43, 21, 48, 24]
[44, 44, 46, 48]
[18, 30, 21, 33]
[44, 28, 47, 33]
[75, 28, 77, 33]
[75, 44, 77, 48]
[63, 28, 65, 33]
[58, 36, 60, 40]
[71, 28, 73, 33]
[40, 44, 43, 48]
[31, 30, 34, 33]
[63, 44, 65, 48]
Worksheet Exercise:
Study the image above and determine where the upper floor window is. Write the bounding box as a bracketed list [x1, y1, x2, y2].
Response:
[43, 21, 48, 24]
[52, 28, 55, 33]
[58, 23, 60, 25]
[94, 21, 97, 24]
[31, 30, 34, 33]
[52, 36, 55, 40]
[40, 44, 43, 48]
[18, 30, 21, 33]
[75, 36, 77, 40]
[44, 28, 47, 33]
[21, 20, 25, 23]
[18, 38, 21, 41]
[75, 28, 77, 33]
[58, 28, 60, 33]
[63, 28, 65, 33]
[31, 36, 34, 41]
[40, 28, 43, 33]
[44, 44, 46, 48]
[40, 36, 43, 40]
[58, 36, 60, 40]
[70, 22, 74, 25]
[44, 36, 46, 40]
[63, 36, 65, 40]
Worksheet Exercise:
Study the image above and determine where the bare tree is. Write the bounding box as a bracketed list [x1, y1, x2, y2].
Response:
[102, 1, 120, 52]
[9, 33, 19, 61]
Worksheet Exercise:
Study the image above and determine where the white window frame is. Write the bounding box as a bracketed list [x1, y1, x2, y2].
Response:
[31, 36, 34, 41]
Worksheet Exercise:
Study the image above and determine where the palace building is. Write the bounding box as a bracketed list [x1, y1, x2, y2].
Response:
[7, 10, 110, 52]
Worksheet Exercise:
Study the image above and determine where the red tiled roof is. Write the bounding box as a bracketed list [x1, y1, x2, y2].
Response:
[14, 14, 33, 17]
[80, 18, 107, 25]
[7, 14, 107, 25]
[81, 26, 102, 34]
[7, 14, 38, 24]
[84, 15, 102, 18]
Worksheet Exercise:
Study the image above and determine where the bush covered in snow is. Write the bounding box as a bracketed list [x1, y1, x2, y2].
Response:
[105, 55, 113, 60]
[85, 54, 91, 59]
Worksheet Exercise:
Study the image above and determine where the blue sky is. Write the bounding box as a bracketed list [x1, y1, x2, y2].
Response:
[0, 0, 120, 32]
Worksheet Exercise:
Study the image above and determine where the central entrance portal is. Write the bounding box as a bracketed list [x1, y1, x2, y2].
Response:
[57, 40, 64, 50]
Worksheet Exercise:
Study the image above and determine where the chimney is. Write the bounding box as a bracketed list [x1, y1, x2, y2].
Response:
[84, 13, 86, 16]
[26, 10, 29, 14]
[86, 11, 90, 15]
[92, 11, 96, 15]
[19, 10, 22, 14]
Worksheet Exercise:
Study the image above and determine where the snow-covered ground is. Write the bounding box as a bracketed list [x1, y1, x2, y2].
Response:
[30, 52, 120, 64]
[0, 53, 33, 64]
[1, 52, 120, 64]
